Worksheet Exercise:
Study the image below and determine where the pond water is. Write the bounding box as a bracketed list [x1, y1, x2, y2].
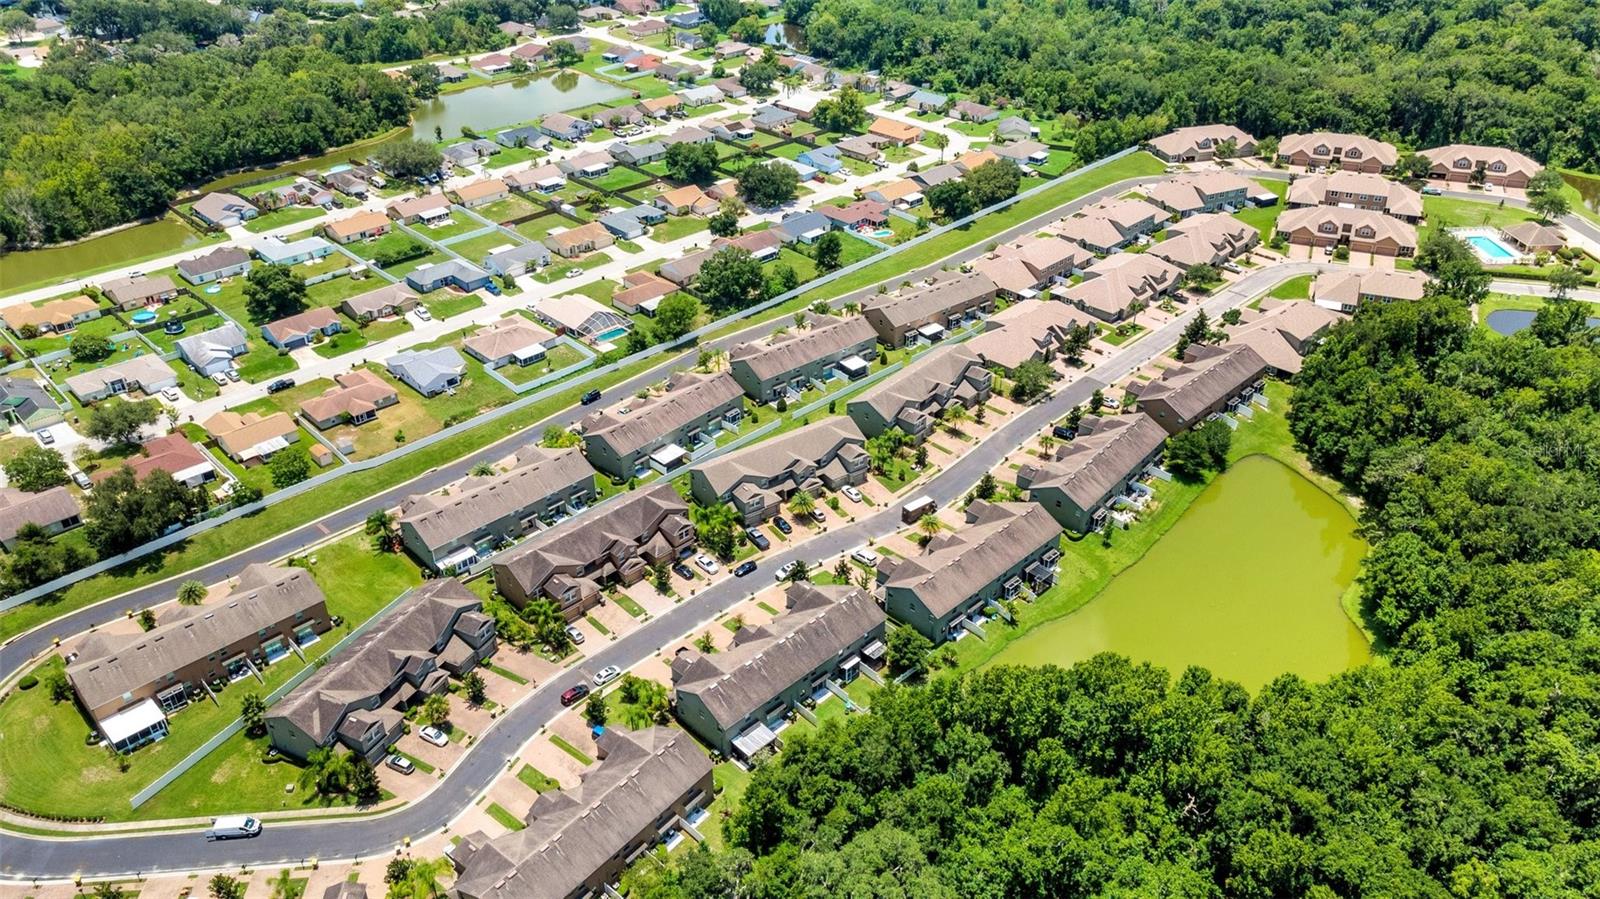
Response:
[410, 72, 628, 140]
[1486, 308, 1600, 336]
[0, 216, 211, 295]
[990, 455, 1370, 691]
[1562, 170, 1600, 213]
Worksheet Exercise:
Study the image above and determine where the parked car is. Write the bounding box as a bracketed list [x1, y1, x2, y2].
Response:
[734, 560, 757, 577]
[809, 508, 826, 523]
[267, 378, 295, 394]
[772, 516, 792, 535]
[205, 815, 261, 841]
[565, 624, 586, 645]
[775, 560, 801, 580]
[581, 389, 603, 405]
[414, 306, 433, 322]
[841, 485, 864, 503]
[593, 665, 622, 686]
[695, 553, 720, 574]
[71, 470, 91, 489]
[851, 547, 879, 566]
[560, 683, 590, 706]
[385, 754, 415, 775]
[1051, 424, 1075, 440]
[565, 267, 583, 279]
[672, 561, 693, 580]
[161, 387, 182, 403]
[745, 527, 770, 550]
[224, 368, 241, 382]
[210, 372, 229, 386]
[1421, 185, 1443, 195]
[37, 429, 54, 446]
[419, 726, 449, 747]
[1102, 396, 1122, 411]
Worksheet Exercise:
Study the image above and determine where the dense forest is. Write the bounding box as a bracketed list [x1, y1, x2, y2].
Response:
[621, 297, 1600, 896]
[786, 0, 1600, 166]
[0, 0, 552, 246]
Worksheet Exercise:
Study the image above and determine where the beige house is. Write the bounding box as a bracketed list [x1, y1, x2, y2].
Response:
[1277, 132, 1398, 173]
[965, 299, 1094, 373]
[1149, 214, 1260, 269]
[202, 410, 301, 465]
[1145, 125, 1257, 163]
[298, 369, 398, 430]
[101, 274, 178, 310]
[862, 270, 998, 347]
[1311, 269, 1430, 313]
[1062, 252, 1183, 322]
[1276, 206, 1418, 257]
[325, 211, 391, 244]
[1286, 171, 1423, 221]
[0, 295, 101, 334]
[1418, 144, 1541, 189]
[545, 222, 615, 258]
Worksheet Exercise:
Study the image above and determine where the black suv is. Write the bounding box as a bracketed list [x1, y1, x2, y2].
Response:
[581, 389, 603, 405]
[267, 378, 296, 394]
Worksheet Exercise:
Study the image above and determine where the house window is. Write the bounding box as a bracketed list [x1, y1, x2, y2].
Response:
[1490, 162, 1505, 172]
[1319, 223, 1336, 234]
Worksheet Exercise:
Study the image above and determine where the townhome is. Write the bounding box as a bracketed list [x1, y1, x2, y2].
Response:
[325, 211, 392, 245]
[689, 418, 869, 524]
[70, 564, 330, 752]
[847, 343, 991, 442]
[0, 377, 64, 432]
[967, 235, 1089, 298]
[462, 316, 556, 369]
[1276, 206, 1418, 257]
[175, 322, 249, 376]
[298, 369, 398, 430]
[400, 446, 596, 573]
[1311, 269, 1430, 313]
[202, 410, 300, 465]
[450, 727, 712, 899]
[387, 194, 453, 226]
[266, 578, 495, 762]
[673, 582, 885, 758]
[101, 274, 178, 310]
[880, 501, 1061, 643]
[1149, 214, 1260, 270]
[1134, 343, 1269, 434]
[261, 307, 341, 350]
[1220, 301, 1343, 376]
[387, 347, 467, 397]
[1143, 171, 1257, 217]
[90, 432, 216, 488]
[340, 283, 418, 323]
[176, 247, 253, 285]
[1061, 252, 1183, 322]
[728, 313, 877, 402]
[1418, 144, 1542, 189]
[1046, 198, 1167, 254]
[64, 355, 179, 403]
[454, 178, 510, 208]
[1277, 132, 1399, 173]
[862, 270, 998, 347]
[965, 299, 1094, 374]
[1286, 171, 1423, 222]
[191, 192, 259, 228]
[0, 295, 101, 334]
[505, 164, 567, 194]
[491, 483, 694, 615]
[1145, 124, 1258, 163]
[0, 486, 81, 550]
[580, 371, 745, 478]
[1017, 413, 1167, 533]
[545, 222, 615, 258]
[254, 235, 335, 267]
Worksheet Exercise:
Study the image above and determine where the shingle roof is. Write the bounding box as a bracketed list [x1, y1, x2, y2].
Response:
[463, 316, 553, 362]
[1278, 132, 1399, 168]
[388, 347, 466, 386]
[1312, 269, 1430, 307]
[863, 270, 996, 331]
[493, 484, 688, 598]
[1286, 171, 1422, 219]
[299, 369, 396, 423]
[64, 355, 175, 398]
[1146, 124, 1256, 158]
[1142, 171, 1256, 214]
[851, 342, 986, 421]
[0, 486, 79, 544]
[965, 300, 1092, 370]
[884, 502, 1060, 617]
[176, 247, 251, 281]
[1063, 253, 1183, 318]
[90, 433, 211, 485]
[341, 283, 417, 317]
[1139, 344, 1268, 421]
[695, 418, 865, 500]
[176, 322, 247, 368]
[674, 583, 882, 729]
[729, 314, 875, 381]
[0, 295, 98, 331]
[581, 371, 743, 457]
[263, 307, 339, 345]
[400, 447, 593, 554]
[1019, 414, 1167, 508]
[1276, 205, 1418, 249]
[1419, 144, 1541, 180]
[202, 410, 298, 459]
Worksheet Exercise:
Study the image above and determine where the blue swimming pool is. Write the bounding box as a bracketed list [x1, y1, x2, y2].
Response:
[1465, 234, 1517, 261]
[130, 310, 158, 324]
[593, 327, 630, 343]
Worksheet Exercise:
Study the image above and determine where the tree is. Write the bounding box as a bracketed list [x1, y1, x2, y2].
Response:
[391, 857, 449, 899]
[374, 139, 445, 180]
[209, 875, 244, 899]
[917, 513, 942, 544]
[1062, 323, 1095, 364]
[783, 559, 812, 583]
[469, 462, 495, 477]
[584, 691, 608, 728]
[520, 598, 572, 654]
[547, 4, 579, 31]
[834, 557, 852, 582]
[1176, 309, 1214, 357]
[702, 0, 744, 28]
[691, 502, 741, 559]
[178, 579, 207, 605]
[664, 142, 720, 184]
[463, 671, 487, 705]
[404, 64, 440, 100]
[366, 508, 398, 553]
[966, 160, 1021, 208]
[708, 208, 740, 237]
[271, 448, 311, 489]
[886, 625, 931, 675]
[813, 85, 867, 133]
[770, 264, 800, 295]
[925, 180, 976, 220]
[974, 472, 998, 501]
[1547, 265, 1585, 301]
[1530, 296, 1593, 346]
[4, 445, 69, 492]
[137, 608, 156, 631]
[83, 468, 207, 556]
[243, 263, 309, 323]
[0, 8, 33, 44]
[242, 692, 267, 735]
[1164, 420, 1231, 479]
[695, 246, 766, 309]
[3, 523, 89, 592]
[650, 559, 672, 594]
[813, 231, 843, 272]
[1089, 388, 1106, 412]
[348, 755, 380, 803]
[1009, 359, 1055, 402]
[542, 425, 581, 448]
[737, 160, 799, 208]
[85, 399, 160, 447]
[1531, 191, 1570, 221]
[1183, 263, 1220, 291]
[654, 292, 703, 342]
[739, 55, 780, 94]
[421, 692, 450, 728]
[70, 335, 113, 364]
[551, 40, 581, 67]
[93, 882, 127, 899]
[787, 490, 816, 519]
[1416, 231, 1490, 302]
[925, 131, 949, 162]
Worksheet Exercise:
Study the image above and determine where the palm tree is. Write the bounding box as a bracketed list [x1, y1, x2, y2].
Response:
[177, 579, 207, 605]
[470, 462, 496, 477]
[788, 491, 816, 519]
[918, 513, 943, 546]
[270, 869, 302, 899]
[782, 72, 803, 97]
[926, 131, 949, 162]
[299, 747, 352, 797]
[365, 509, 398, 553]
[397, 858, 450, 899]
[421, 692, 451, 728]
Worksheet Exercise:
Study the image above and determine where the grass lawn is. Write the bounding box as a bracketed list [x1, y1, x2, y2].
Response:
[306, 274, 386, 309]
[385, 250, 451, 279]
[612, 593, 646, 618]
[1234, 180, 1288, 240]
[549, 734, 594, 766]
[486, 802, 525, 831]
[425, 292, 487, 320]
[516, 764, 558, 792]
[495, 342, 591, 385]
[312, 315, 412, 359]
[476, 195, 544, 223]
[514, 215, 571, 241]
[1418, 194, 1540, 245]
[446, 232, 524, 262]
[15, 312, 127, 357]
[235, 341, 299, 383]
[344, 231, 430, 264]
[243, 206, 325, 234]
[491, 664, 530, 685]
[650, 215, 710, 243]
[483, 145, 545, 171]
[704, 761, 751, 850]
[586, 168, 652, 193]
[534, 252, 612, 283]
[1269, 274, 1313, 300]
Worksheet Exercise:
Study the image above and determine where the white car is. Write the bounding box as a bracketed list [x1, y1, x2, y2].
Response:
[418, 726, 449, 747]
[775, 560, 800, 580]
[851, 547, 879, 566]
[414, 306, 433, 322]
[1103, 396, 1122, 411]
[841, 486, 864, 503]
[565, 267, 583, 279]
[565, 624, 586, 645]
[210, 372, 229, 386]
[695, 554, 720, 575]
[162, 387, 182, 403]
[593, 665, 622, 686]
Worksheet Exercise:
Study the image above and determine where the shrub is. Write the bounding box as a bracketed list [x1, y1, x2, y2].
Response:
[17, 674, 38, 690]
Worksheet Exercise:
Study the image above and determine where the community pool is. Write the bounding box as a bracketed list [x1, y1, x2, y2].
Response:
[593, 327, 630, 343]
[1463, 233, 1518, 262]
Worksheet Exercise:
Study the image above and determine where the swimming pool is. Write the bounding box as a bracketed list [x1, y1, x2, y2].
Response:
[130, 310, 158, 324]
[593, 327, 630, 343]
[1463, 234, 1518, 262]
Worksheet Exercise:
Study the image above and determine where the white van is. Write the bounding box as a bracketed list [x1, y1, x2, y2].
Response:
[205, 815, 262, 841]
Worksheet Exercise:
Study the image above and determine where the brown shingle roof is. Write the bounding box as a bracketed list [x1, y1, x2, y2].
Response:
[884, 502, 1060, 617]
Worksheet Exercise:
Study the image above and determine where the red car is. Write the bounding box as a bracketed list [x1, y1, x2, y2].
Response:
[560, 684, 590, 706]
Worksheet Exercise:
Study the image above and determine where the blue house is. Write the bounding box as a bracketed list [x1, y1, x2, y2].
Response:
[406, 260, 493, 293]
[798, 146, 844, 175]
[665, 10, 705, 27]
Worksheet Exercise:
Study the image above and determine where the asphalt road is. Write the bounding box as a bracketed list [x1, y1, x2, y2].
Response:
[0, 257, 1320, 880]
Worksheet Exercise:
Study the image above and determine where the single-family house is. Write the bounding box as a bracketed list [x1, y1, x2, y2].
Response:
[505, 164, 567, 194]
[1145, 124, 1258, 163]
[0, 486, 81, 551]
[580, 371, 745, 478]
[864, 178, 924, 209]
[868, 117, 922, 146]
[639, 94, 682, 119]
[494, 126, 549, 151]
[820, 198, 888, 231]
[658, 232, 782, 285]
[797, 146, 844, 176]
[191, 192, 259, 228]
[835, 135, 885, 162]
[64, 356, 178, 403]
[483, 241, 552, 277]
[340, 284, 418, 323]
[679, 84, 723, 106]
[752, 105, 798, 130]
[442, 139, 502, 168]
[176, 247, 253, 285]
[655, 184, 718, 216]
[387, 194, 454, 226]
[992, 139, 1050, 167]
[544, 222, 616, 258]
[462, 317, 556, 369]
[665, 9, 706, 26]
[626, 17, 668, 37]
[325, 211, 392, 245]
[202, 410, 300, 465]
[612, 271, 678, 316]
[261, 307, 341, 350]
[253, 235, 335, 267]
[89, 433, 216, 489]
[862, 270, 998, 347]
[662, 125, 713, 146]
[774, 210, 832, 244]
[510, 41, 547, 63]
[540, 112, 592, 143]
[405, 260, 493, 293]
[0, 377, 64, 432]
[176, 322, 249, 376]
[906, 89, 947, 113]
[712, 77, 748, 100]
[472, 53, 514, 75]
[599, 210, 649, 240]
[298, 369, 398, 430]
[453, 178, 510, 208]
[534, 293, 632, 341]
[101, 274, 178, 311]
[387, 347, 467, 397]
[609, 141, 667, 166]
[556, 151, 613, 179]
[1017, 413, 1167, 532]
[951, 100, 998, 122]
[994, 116, 1034, 142]
[0, 295, 102, 335]
[1277, 132, 1399, 173]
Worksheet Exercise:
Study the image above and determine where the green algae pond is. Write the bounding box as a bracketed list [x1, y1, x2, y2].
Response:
[0, 215, 216, 295]
[991, 455, 1371, 690]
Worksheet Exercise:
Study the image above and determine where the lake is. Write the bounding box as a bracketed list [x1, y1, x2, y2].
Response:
[1486, 308, 1600, 336]
[0, 216, 214, 295]
[990, 456, 1370, 691]
[410, 72, 628, 140]
[1562, 170, 1600, 213]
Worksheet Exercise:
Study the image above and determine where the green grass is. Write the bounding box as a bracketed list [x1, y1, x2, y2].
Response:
[486, 802, 526, 831]
[586, 614, 611, 635]
[1233, 180, 1288, 241]
[516, 764, 558, 792]
[705, 761, 751, 850]
[612, 593, 647, 618]
[549, 734, 594, 765]
[1418, 194, 1540, 245]
[489, 664, 529, 685]
[396, 751, 435, 774]
[476, 195, 544, 223]
[425, 292, 487, 320]
[1269, 274, 1313, 300]
[243, 206, 326, 234]
[312, 316, 411, 359]
[650, 215, 711, 243]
